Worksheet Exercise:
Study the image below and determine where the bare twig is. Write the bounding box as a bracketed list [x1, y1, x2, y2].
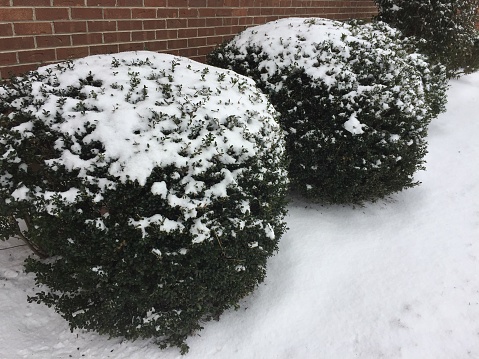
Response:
[212, 230, 245, 262]
[10, 215, 49, 259]
[0, 244, 28, 251]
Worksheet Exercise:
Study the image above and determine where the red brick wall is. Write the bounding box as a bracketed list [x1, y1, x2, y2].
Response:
[0, 0, 378, 79]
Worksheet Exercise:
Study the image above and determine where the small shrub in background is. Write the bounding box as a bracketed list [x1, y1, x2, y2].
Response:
[374, 0, 479, 77]
[0, 52, 288, 353]
[208, 18, 448, 204]
[465, 31, 479, 74]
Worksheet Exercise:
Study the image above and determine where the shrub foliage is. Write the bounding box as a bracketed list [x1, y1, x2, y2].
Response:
[0, 52, 288, 353]
[374, 0, 479, 77]
[208, 18, 448, 204]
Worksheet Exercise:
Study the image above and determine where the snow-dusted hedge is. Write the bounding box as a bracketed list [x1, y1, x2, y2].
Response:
[208, 18, 448, 204]
[0, 52, 288, 353]
[375, 0, 479, 78]
[466, 33, 479, 74]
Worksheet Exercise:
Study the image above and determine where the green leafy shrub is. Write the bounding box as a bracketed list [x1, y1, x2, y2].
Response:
[0, 51, 288, 353]
[208, 18, 448, 204]
[374, 0, 479, 77]
[465, 31, 479, 74]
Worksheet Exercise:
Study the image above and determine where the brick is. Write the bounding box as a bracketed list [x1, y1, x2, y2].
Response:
[13, 0, 50, 5]
[144, 0, 166, 6]
[103, 31, 130, 43]
[223, 17, 239, 26]
[188, 37, 206, 48]
[197, 45, 214, 56]
[261, 7, 276, 15]
[198, 27, 215, 37]
[143, 40, 167, 52]
[166, 29, 179, 39]
[238, 17, 254, 26]
[198, 8, 216, 17]
[71, 32, 102, 45]
[56, 46, 89, 60]
[0, 52, 17, 66]
[232, 8, 248, 17]
[87, 0, 115, 5]
[167, 38, 187, 49]
[178, 27, 198, 39]
[188, 0, 208, 6]
[214, 8, 236, 17]
[257, 0, 275, 6]
[179, 8, 198, 18]
[54, 21, 87, 33]
[0, 23, 13, 36]
[118, 20, 143, 31]
[204, 17, 222, 27]
[187, 18, 206, 27]
[167, 18, 187, 29]
[208, 0, 223, 6]
[132, 8, 157, 19]
[143, 19, 166, 30]
[53, 0, 86, 5]
[103, 8, 131, 19]
[118, 42, 144, 52]
[189, 55, 206, 63]
[0, 36, 35, 51]
[155, 28, 177, 40]
[0, 8, 33, 21]
[35, 8, 70, 21]
[1, 64, 40, 79]
[206, 35, 223, 46]
[89, 43, 119, 55]
[181, 47, 198, 58]
[231, 25, 244, 34]
[14, 22, 53, 35]
[71, 7, 102, 20]
[18, 49, 56, 64]
[116, 0, 142, 5]
[264, 15, 280, 22]
[87, 20, 116, 32]
[215, 26, 233, 36]
[172, 0, 188, 6]
[131, 30, 156, 42]
[0, 0, 10, 5]
[157, 8, 178, 19]
[246, 7, 260, 16]
[36, 35, 71, 48]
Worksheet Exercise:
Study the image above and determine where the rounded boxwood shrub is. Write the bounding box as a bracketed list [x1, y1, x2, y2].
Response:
[0, 51, 288, 353]
[374, 0, 479, 78]
[208, 18, 448, 204]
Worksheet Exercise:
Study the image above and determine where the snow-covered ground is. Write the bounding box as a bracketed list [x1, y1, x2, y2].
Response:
[1, 72, 478, 359]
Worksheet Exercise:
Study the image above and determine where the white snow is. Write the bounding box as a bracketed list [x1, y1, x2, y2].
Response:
[150, 181, 168, 198]
[343, 113, 365, 135]
[1, 72, 479, 358]
[128, 214, 184, 239]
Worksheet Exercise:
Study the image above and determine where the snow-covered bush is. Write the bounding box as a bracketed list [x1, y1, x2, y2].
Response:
[465, 31, 479, 74]
[0, 51, 288, 353]
[375, 0, 479, 77]
[208, 18, 448, 204]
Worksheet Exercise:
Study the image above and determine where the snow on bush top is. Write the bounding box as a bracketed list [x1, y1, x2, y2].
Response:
[215, 17, 443, 134]
[1, 51, 285, 243]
